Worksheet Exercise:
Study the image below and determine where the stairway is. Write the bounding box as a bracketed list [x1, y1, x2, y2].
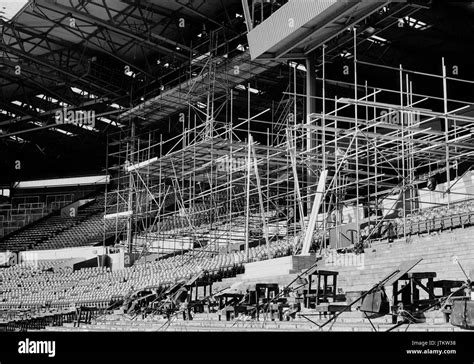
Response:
[318, 227, 474, 293]
[41, 310, 462, 332]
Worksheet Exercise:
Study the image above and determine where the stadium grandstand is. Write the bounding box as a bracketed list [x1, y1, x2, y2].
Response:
[1, 0, 474, 343]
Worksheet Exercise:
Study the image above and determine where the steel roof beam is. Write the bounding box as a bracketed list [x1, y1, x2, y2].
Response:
[175, 0, 240, 34]
[1, 19, 125, 97]
[40, 1, 192, 61]
[0, 38, 123, 98]
[25, 9, 155, 78]
[0, 67, 76, 107]
[0, 97, 110, 127]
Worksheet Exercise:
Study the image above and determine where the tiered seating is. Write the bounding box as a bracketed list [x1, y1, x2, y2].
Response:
[45, 214, 126, 249]
[0, 194, 79, 239]
[2, 209, 472, 332]
[369, 199, 474, 242]
[1, 215, 77, 251]
[0, 203, 47, 238]
[0, 307, 77, 332]
[0, 236, 296, 309]
[320, 226, 474, 294]
[0, 194, 125, 251]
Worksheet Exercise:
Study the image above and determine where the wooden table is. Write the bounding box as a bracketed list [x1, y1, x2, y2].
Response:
[433, 280, 464, 298]
[392, 272, 437, 312]
[305, 270, 338, 308]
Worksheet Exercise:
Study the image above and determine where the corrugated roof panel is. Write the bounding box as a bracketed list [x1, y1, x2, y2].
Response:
[247, 0, 338, 59]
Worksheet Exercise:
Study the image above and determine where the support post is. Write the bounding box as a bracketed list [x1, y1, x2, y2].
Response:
[300, 170, 328, 255]
[286, 128, 306, 231]
[442, 57, 451, 207]
[250, 134, 271, 260]
[353, 27, 360, 245]
[306, 52, 317, 211]
[245, 135, 252, 261]
[126, 121, 136, 253]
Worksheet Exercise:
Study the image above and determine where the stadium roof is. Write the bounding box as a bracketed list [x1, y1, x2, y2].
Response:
[1, 0, 474, 182]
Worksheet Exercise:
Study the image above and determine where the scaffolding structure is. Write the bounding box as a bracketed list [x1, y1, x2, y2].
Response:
[104, 26, 474, 261]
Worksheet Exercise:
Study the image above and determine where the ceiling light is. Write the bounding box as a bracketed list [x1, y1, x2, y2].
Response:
[9, 135, 27, 143]
[51, 127, 75, 136]
[289, 61, 306, 72]
[0, 109, 16, 117]
[109, 103, 123, 110]
[98, 117, 125, 128]
[368, 34, 388, 44]
[403, 16, 430, 30]
[36, 94, 70, 107]
[125, 69, 136, 78]
[234, 84, 261, 95]
[70, 87, 98, 99]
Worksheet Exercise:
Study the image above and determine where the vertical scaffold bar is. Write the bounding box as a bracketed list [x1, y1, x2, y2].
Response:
[353, 27, 360, 244]
[399, 65, 407, 242]
[287, 128, 306, 231]
[250, 134, 271, 259]
[245, 135, 251, 261]
[442, 57, 451, 208]
[127, 122, 136, 253]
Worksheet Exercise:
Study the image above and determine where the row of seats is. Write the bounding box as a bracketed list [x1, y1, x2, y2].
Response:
[0, 194, 124, 251]
[0, 203, 47, 239]
[368, 200, 474, 241]
[0, 237, 297, 308]
[152, 195, 277, 235]
[320, 200, 474, 244]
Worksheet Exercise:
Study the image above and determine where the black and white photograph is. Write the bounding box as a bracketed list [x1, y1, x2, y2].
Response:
[0, 0, 473, 362]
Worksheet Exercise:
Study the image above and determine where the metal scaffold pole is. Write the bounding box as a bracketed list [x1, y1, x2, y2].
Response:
[127, 121, 136, 254]
[245, 135, 252, 261]
[353, 27, 360, 245]
[250, 134, 271, 259]
[442, 57, 451, 208]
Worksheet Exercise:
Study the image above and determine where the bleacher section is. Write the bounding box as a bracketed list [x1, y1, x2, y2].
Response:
[0, 203, 47, 238]
[2, 219, 469, 310]
[322, 227, 474, 294]
[372, 200, 474, 242]
[0, 194, 78, 239]
[0, 198, 473, 332]
[0, 237, 297, 310]
[0, 194, 125, 252]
